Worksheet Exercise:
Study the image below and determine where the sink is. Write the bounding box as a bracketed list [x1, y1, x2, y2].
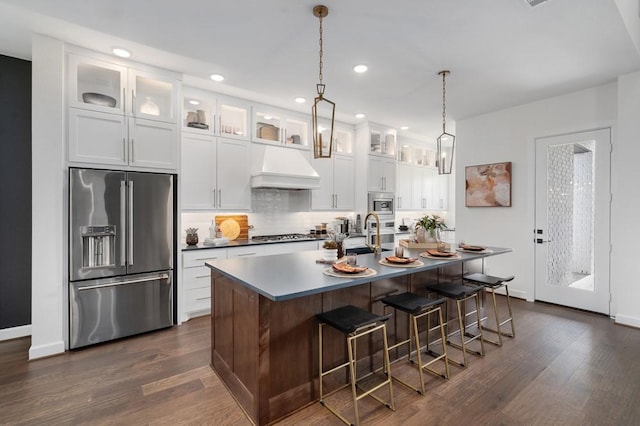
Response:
[345, 246, 392, 255]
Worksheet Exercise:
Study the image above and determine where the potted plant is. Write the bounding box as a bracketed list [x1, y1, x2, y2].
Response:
[414, 215, 447, 243]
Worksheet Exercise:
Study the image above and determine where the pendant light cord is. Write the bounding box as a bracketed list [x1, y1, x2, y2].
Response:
[318, 15, 324, 89]
[441, 71, 447, 134]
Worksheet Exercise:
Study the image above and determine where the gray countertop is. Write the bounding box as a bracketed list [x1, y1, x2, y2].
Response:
[206, 247, 512, 301]
[182, 237, 323, 251]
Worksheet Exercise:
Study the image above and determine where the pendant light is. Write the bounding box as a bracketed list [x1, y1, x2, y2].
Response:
[312, 5, 335, 159]
[436, 70, 455, 175]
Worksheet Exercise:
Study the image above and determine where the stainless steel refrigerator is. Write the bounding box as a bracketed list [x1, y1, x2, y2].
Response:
[69, 168, 175, 349]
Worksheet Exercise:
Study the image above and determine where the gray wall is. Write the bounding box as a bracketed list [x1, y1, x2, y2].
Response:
[0, 54, 31, 329]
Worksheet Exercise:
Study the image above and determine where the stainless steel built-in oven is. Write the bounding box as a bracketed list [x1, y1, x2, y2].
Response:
[368, 218, 396, 247]
[368, 192, 394, 217]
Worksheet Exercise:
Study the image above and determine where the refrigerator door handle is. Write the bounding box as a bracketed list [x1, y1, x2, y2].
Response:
[120, 181, 127, 266]
[128, 180, 134, 265]
[78, 274, 170, 291]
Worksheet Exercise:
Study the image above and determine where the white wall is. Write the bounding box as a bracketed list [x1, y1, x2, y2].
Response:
[612, 71, 640, 327]
[455, 83, 617, 302]
[30, 35, 66, 359]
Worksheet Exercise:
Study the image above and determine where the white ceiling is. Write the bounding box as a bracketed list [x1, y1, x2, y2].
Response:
[1, 0, 639, 140]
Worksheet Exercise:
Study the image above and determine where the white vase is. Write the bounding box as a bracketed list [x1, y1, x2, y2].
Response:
[323, 248, 338, 261]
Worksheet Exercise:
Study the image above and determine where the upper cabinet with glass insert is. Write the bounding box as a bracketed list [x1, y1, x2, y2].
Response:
[253, 105, 309, 149]
[369, 125, 396, 157]
[182, 88, 249, 140]
[68, 53, 178, 123]
[316, 119, 354, 155]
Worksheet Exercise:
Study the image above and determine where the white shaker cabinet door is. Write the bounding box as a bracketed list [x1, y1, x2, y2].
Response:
[129, 118, 178, 170]
[216, 138, 251, 210]
[181, 134, 216, 209]
[310, 155, 335, 210]
[68, 108, 127, 166]
[333, 155, 354, 210]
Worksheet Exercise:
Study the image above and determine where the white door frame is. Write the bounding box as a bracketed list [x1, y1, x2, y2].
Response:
[534, 128, 611, 315]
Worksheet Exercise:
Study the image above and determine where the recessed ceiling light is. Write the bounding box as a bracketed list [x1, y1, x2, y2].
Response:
[295, 97, 306, 104]
[112, 47, 131, 58]
[355, 113, 365, 119]
[188, 100, 200, 106]
[400, 126, 409, 130]
[353, 64, 368, 73]
[210, 74, 224, 82]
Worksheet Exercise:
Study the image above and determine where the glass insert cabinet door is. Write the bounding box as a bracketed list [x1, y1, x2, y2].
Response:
[68, 54, 178, 123]
[534, 128, 611, 315]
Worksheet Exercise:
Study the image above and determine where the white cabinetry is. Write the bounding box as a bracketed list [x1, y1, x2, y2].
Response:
[182, 86, 250, 140]
[396, 163, 413, 210]
[227, 245, 266, 258]
[67, 53, 179, 170]
[253, 105, 310, 149]
[182, 248, 228, 320]
[368, 156, 396, 192]
[181, 134, 251, 210]
[311, 154, 354, 210]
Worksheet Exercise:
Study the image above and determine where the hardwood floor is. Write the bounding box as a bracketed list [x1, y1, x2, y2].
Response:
[1, 299, 639, 425]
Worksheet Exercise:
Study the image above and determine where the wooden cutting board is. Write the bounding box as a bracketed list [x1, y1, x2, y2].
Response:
[215, 215, 249, 240]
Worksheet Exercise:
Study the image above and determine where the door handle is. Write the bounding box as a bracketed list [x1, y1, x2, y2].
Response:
[78, 274, 169, 291]
[128, 180, 134, 265]
[120, 181, 126, 266]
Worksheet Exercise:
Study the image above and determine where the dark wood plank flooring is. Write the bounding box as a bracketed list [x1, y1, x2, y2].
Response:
[1, 299, 639, 425]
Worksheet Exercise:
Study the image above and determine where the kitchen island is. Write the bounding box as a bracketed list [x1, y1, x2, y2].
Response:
[206, 247, 511, 425]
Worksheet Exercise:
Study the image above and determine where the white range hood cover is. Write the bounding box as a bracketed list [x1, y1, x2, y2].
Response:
[251, 145, 321, 190]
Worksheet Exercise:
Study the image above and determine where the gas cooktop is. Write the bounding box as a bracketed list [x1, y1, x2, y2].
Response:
[251, 233, 315, 242]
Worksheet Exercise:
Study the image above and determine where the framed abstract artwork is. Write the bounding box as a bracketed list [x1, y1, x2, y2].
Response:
[465, 161, 512, 207]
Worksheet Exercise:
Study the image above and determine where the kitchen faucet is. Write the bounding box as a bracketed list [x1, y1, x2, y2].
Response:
[364, 212, 382, 254]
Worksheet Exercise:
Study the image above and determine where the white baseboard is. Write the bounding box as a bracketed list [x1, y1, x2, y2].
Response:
[614, 314, 640, 329]
[183, 308, 211, 322]
[29, 340, 65, 360]
[0, 324, 32, 341]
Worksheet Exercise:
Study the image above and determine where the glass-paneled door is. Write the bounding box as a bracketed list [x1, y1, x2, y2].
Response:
[534, 128, 611, 314]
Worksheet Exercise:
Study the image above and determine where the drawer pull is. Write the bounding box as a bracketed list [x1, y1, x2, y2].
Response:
[196, 275, 209, 279]
[196, 296, 212, 301]
[237, 253, 256, 256]
[196, 257, 218, 261]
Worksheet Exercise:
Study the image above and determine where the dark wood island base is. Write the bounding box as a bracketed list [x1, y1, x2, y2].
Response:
[207, 248, 511, 425]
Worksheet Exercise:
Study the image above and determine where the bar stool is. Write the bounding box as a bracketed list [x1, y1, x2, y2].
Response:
[380, 293, 450, 395]
[425, 283, 485, 368]
[463, 273, 516, 346]
[317, 305, 395, 426]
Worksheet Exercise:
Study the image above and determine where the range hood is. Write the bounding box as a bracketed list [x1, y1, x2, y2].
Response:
[251, 145, 321, 190]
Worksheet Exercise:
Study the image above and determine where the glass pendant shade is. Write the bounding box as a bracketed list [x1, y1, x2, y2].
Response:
[437, 132, 455, 174]
[312, 84, 335, 159]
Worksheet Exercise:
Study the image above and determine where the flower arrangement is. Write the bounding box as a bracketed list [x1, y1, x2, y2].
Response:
[414, 215, 447, 242]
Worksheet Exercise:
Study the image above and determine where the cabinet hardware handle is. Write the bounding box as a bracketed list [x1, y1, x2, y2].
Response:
[213, 114, 217, 134]
[237, 253, 256, 256]
[196, 296, 212, 301]
[122, 88, 126, 113]
[132, 89, 136, 116]
[196, 257, 218, 261]
[212, 188, 216, 207]
[122, 138, 126, 161]
[335, 194, 338, 208]
[131, 138, 135, 163]
[196, 275, 210, 279]
[218, 189, 222, 208]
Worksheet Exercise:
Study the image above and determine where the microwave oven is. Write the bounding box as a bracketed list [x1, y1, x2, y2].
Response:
[368, 192, 394, 217]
